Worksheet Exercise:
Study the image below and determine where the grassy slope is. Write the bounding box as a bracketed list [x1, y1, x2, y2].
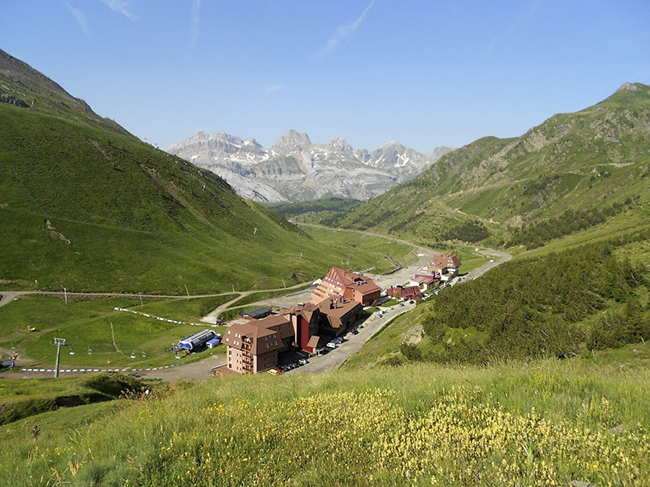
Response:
[2, 359, 649, 485]
[0, 102, 414, 294]
[0, 295, 234, 368]
[329, 84, 650, 246]
[344, 217, 650, 370]
[0, 373, 144, 425]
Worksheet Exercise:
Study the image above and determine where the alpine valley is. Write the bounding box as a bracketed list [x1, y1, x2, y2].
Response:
[0, 49, 413, 294]
[168, 130, 454, 202]
[3, 43, 650, 487]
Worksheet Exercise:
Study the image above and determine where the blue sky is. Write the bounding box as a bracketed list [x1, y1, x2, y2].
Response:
[2, 1, 649, 153]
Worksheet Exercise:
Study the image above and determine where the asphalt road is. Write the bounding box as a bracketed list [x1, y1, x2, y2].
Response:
[0, 226, 510, 381]
[286, 301, 418, 376]
[279, 246, 512, 377]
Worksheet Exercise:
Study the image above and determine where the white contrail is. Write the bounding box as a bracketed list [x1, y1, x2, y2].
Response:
[315, 0, 377, 59]
[64, 2, 90, 35]
[189, 0, 202, 47]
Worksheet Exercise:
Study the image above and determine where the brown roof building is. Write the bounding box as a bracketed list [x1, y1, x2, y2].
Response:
[225, 321, 283, 374]
[386, 285, 422, 301]
[410, 271, 439, 290]
[316, 296, 364, 336]
[311, 266, 381, 306]
[226, 295, 364, 374]
[283, 302, 322, 354]
[430, 253, 461, 278]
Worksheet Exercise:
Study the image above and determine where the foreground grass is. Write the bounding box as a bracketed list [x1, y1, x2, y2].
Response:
[0, 373, 145, 425]
[2, 360, 649, 485]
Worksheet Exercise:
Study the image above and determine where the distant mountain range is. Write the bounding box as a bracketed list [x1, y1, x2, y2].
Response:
[168, 130, 454, 202]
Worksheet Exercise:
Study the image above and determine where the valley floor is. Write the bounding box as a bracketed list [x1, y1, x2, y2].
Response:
[1, 228, 507, 382]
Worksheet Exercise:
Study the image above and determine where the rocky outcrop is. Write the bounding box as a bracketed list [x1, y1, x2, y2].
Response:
[0, 91, 28, 107]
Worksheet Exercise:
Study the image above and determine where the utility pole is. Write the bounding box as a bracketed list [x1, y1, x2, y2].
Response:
[52, 338, 66, 378]
[63, 287, 67, 304]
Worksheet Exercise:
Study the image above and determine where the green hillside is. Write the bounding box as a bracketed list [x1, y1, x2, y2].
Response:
[0, 50, 410, 294]
[3, 359, 650, 485]
[324, 83, 650, 249]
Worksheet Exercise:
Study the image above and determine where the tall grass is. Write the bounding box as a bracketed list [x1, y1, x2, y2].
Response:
[2, 359, 649, 485]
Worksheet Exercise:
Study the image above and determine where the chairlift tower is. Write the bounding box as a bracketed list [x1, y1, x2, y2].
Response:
[52, 338, 66, 378]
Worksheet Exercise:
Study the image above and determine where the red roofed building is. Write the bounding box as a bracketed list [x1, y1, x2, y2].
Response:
[311, 266, 381, 306]
[226, 294, 366, 373]
[283, 302, 322, 354]
[386, 285, 422, 301]
[410, 271, 439, 291]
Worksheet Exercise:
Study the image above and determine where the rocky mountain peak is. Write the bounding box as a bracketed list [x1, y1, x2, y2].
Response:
[325, 137, 354, 153]
[616, 82, 640, 93]
[271, 129, 312, 154]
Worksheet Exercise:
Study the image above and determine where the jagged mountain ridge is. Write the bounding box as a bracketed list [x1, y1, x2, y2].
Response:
[168, 130, 454, 202]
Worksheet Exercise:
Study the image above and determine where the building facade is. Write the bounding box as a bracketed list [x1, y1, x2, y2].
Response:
[311, 266, 381, 306]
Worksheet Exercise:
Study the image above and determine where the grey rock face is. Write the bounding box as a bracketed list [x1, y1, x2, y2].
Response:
[168, 130, 454, 202]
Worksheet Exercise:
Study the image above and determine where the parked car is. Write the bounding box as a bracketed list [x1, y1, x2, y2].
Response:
[326, 342, 337, 349]
[352, 329, 359, 335]
[298, 358, 308, 365]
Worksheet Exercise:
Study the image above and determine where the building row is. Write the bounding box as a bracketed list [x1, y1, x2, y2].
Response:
[225, 257, 460, 375]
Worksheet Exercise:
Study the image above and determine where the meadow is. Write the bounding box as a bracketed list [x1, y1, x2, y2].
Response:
[2, 359, 649, 485]
[0, 294, 232, 369]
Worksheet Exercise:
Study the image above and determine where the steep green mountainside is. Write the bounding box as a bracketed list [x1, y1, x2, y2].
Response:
[0, 49, 127, 135]
[328, 83, 650, 246]
[0, 50, 407, 294]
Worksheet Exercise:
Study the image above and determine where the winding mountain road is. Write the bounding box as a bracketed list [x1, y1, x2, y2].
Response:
[0, 226, 511, 382]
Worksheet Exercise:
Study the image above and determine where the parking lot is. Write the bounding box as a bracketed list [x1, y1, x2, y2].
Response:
[284, 301, 417, 375]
